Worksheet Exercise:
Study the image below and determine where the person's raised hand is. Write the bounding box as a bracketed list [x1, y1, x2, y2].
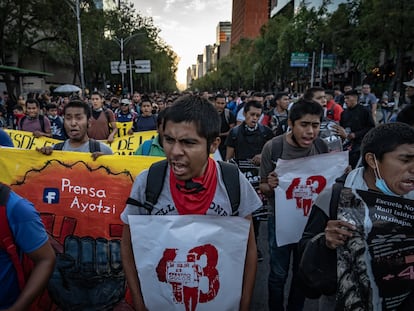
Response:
[325, 220, 356, 249]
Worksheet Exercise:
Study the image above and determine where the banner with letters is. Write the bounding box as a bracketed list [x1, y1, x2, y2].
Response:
[337, 189, 414, 311]
[274, 151, 348, 246]
[128, 215, 250, 311]
[5, 129, 157, 155]
[233, 159, 260, 190]
[0, 147, 162, 310]
[114, 121, 134, 138]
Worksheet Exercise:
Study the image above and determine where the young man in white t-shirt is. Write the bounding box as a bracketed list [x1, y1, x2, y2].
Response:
[120, 95, 262, 311]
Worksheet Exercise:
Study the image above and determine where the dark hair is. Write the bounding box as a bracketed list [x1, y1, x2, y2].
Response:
[46, 103, 58, 110]
[141, 95, 151, 104]
[157, 107, 169, 128]
[244, 100, 263, 113]
[91, 91, 103, 98]
[275, 92, 289, 101]
[344, 89, 359, 97]
[12, 105, 24, 112]
[396, 105, 414, 126]
[289, 99, 324, 124]
[26, 98, 40, 107]
[303, 87, 325, 101]
[252, 92, 264, 98]
[361, 123, 414, 168]
[215, 93, 226, 101]
[163, 95, 220, 148]
[63, 100, 91, 119]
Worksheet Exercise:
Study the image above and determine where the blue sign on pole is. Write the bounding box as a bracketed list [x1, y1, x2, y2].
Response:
[290, 52, 309, 67]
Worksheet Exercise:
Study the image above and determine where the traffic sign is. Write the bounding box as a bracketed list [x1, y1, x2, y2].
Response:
[110, 61, 119, 74]
[290, 52, 309, 67]
[322, 54, 336, 68]
[135, 60, 151, 73]
[110, 61, 127, 74]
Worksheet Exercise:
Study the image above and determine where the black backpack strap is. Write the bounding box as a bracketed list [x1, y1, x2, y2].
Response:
[145, 159, 168, 213]
[329, 174, 347, 219]
[271, 136, 284, 162]
[39, 115, 45, 133]
[125, 159, 168, 214]
[53, 142, 65, 150]
[125, 197, 151, 213]
[231, 125, 240, 140]
[88, 139, 101, 153]
[218, 161, 240, 216]
[19, 116, 26, 129]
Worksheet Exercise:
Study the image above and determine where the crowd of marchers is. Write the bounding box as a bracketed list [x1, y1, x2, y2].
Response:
[1, 79, 414, 310]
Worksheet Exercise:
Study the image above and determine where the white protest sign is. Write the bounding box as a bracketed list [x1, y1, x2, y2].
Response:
[128, 215, 250, 311]
[274, 151, 348, 246]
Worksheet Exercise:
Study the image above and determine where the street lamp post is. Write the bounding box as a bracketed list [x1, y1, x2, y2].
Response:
[65, 0, 86, 93]
[112, 33, 144, 92]
[75, 0, 85, 92]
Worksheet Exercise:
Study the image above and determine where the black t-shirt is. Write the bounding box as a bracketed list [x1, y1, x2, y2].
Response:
[225, 124, 274, 159]
[219, 109, 236, 134]
[340, 104, 375, 145]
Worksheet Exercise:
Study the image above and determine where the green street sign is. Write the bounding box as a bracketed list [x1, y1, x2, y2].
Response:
[290, 52, 309, 67]
[322, 54, 336, 68]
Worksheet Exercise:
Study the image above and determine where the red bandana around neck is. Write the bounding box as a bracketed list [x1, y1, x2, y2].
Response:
[170, 158, 217, 215]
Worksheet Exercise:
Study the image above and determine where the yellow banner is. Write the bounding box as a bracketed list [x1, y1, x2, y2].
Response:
[5, 129, 158, 155]
[109, 130, 157, 155]
[114, 121, 133, 138]
[5, 129, 60, 149]
[0, 148, 163, 309]
[0, 148, 162, 236]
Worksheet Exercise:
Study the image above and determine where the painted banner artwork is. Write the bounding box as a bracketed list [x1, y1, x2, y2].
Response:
[274, 151, 348, 246]
[128, 215, 250, 311]
[0, 147, 162, 310]
[337, 189, 414, 311]
[5, 129, 157, 155]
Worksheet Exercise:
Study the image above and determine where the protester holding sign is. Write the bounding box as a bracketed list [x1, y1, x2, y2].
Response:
[18, 98, 51, 138]
[225, 100, 273, 262]
[121, 95, 262, 311]
[36, 100, 113, 160]
[299, 123, 414, 310]
[259, 99, 329, 311]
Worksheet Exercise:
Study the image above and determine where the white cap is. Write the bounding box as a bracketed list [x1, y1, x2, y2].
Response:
[121, 99, 130, 105]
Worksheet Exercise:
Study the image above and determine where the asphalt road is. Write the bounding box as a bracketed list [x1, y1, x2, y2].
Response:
[249, 220, 320, 311]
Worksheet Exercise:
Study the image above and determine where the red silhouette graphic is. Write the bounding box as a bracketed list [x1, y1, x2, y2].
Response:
[286, 175, 326, 216]
[156, 244, 220, 310]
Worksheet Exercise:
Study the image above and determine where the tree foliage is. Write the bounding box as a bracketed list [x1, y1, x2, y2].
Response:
[0, 0, 178, 95]
[191, 0, 414, 95]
